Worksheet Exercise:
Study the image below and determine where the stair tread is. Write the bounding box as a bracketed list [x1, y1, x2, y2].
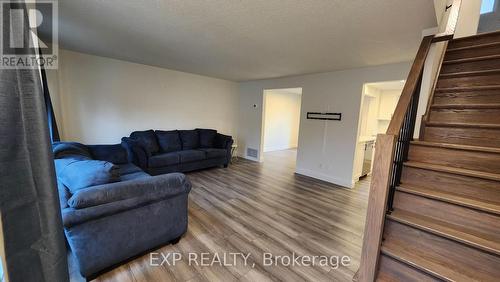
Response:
[443, 54, 500, 65]
[381, 234, 499, 282]
[396, 184, 500, 215]
[410, 140, 500, 154]
[387, 210, 500, 256]
[447, 41, 500, 52]
[375, 31, 500, 282]
[425, 121, 500, 129]
[404, 161, 500, 182]
[439, 69, 500, 78]
[448, 30, 500, 47]
[435, 85, 500, 92]
[376, 255, 438, 282]
[430, 103, 500, 109]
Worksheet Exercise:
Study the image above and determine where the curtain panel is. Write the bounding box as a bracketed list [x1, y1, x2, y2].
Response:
[0, 2, 69, 281]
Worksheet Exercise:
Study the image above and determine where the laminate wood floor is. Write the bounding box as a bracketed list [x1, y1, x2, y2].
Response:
[88, 149, 370, 282]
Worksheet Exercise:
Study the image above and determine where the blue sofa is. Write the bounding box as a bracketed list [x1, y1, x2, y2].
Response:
[121, 128, 233, 175]
[52, 142, 191, 278]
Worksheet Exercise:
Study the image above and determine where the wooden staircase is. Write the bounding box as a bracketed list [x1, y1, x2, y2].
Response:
[376, 31, 500, 281]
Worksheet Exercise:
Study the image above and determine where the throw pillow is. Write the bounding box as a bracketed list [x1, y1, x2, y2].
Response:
[130, 130, 160, 155]
[179, 130, 200, 150]
[156, 130, 182, 152]
[196, 128, 217, 148]
[55, 159, 120, 194]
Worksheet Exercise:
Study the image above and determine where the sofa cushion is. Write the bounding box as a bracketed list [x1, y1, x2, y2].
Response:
[87, 144, 128, 164]
[130, 130, 160, 155]
[198, 148, 227, 159]
[119, 163, 144, 175]
[121, 137, 148, 168]
[179, 130, 199, 150]
[178, 150, 206, 163]
[196, 128, 217, 148]
[148, 152, 180, 168]
[156, 130, 182, 153]
[120, 171, 150, 181]
[55, 159, 120, 194]
[119, 163, 150, 181]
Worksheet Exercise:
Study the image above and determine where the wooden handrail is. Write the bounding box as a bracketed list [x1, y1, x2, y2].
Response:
[357, 36, 433, 281]
[433, 0, 462, 42]
[357, 134, 397, 282]
[356, 0, 463, 274]
[386, 35, 433, 135]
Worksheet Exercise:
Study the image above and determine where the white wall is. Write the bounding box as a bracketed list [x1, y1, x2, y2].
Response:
[434, 0, 449, 27]
[263, 90, 302, 152]
[47, 49, 239, 144]
[238, 62, 411, 188]
[358, 95, 377, 138]
[358, 86, 380, 139]
[433, 0, 481, 38]
[376, 89, 401, 134]
[455, 0, 482, 38]
[416, 0, 481, 138]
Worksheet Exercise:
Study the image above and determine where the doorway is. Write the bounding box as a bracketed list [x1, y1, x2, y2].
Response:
[353, 80, 405, 182]
[261, 88, 303, 165]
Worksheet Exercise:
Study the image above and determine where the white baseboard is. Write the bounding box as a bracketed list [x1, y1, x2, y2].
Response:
[295, 168, 354, 188]
[240, 155, 261, 162]
[263, 144, 297, 152]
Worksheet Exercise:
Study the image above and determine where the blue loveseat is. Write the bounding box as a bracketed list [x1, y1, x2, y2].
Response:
[52, 142, 191, 278]
[121, 128, 233, 175]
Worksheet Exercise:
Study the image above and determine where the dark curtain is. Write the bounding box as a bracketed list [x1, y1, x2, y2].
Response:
[39, 48, 60, 143]
[0, 2, 69, 282]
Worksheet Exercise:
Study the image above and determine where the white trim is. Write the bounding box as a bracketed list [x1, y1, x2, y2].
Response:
[295, 168, 354, 188]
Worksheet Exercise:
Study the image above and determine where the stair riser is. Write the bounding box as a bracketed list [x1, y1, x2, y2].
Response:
[423, 126, 500, 148]
[444, 44, 500, 61]
[429, 108, 500, 124]
[433, 89, 500, 105]
[448, 33, 500, 49]
[401, 166, 500, 205]
[383, 220, 500, 280]
[408, 144, 500, 174]
[393, 192, 500, 245]
[441, 58, 500, 74]
[377, 255, 439, 282]
[437, 73, 500, 88]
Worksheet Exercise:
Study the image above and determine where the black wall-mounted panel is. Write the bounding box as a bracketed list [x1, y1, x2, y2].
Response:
[306, 112, 342, 121]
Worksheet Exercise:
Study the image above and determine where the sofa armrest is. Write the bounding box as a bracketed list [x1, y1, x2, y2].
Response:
[62, 173, 191, 227]
[121, 137, 149, 168]
[214, 133, 233, 164]
[215, 133, 233, 149]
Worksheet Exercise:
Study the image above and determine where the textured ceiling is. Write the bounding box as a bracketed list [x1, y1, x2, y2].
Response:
[50, 0, 437, 81]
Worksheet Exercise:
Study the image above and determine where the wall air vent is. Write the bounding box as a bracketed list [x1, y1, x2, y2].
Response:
[247, 148, 258, 158]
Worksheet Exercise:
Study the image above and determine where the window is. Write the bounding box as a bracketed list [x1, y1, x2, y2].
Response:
[481, 0, 496, 14]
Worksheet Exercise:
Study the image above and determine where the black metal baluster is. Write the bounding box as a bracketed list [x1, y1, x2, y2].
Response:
[387, 76, 423, 212]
